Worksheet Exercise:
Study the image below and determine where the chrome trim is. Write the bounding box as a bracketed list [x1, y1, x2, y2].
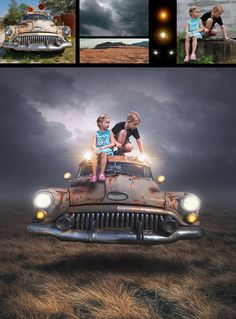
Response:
[27, 223, 204, 244]
[3, 33, 72, 51]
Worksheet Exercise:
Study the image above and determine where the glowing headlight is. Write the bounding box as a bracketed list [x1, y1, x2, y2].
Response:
[33, 192, 53, 209]
[137, 154, 146, 162]
[5, 27, 13, 36]
[181, 194, 200, 212]
[84, 151, 93, 161]
[35, 210, 46, 220]
[64, 172, 72, 180]
[186, 213, 198, 224]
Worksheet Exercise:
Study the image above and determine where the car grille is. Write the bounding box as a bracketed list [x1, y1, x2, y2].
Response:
[18, 35, 60, 45]
[74, 212, 163, 231]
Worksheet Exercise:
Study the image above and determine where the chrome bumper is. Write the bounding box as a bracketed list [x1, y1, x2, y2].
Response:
[3, 41, 72, 51]
[27, 223, 204, 244]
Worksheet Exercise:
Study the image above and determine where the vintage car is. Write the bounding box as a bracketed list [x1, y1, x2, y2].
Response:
[3, 11, 72, 51]
[27, 155, 204, 244]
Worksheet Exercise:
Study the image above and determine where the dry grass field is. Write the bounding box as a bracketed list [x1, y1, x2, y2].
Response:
[80, 47, 149, 64]
[0, 203, 235, 319]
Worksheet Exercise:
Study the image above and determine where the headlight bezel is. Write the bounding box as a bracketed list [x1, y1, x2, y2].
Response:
[5, 27, 13, 36]
[63, 26, 71, 35]
[33, 191, 54, 209]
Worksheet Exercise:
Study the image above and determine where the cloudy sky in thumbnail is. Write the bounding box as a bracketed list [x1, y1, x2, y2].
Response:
[80, 0, 148, 36]
[1, 68, 236, 207]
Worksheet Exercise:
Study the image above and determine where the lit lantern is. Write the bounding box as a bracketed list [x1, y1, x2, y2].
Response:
[38, 3, 45, 10]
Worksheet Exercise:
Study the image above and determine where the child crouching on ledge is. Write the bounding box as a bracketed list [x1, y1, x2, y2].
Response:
[91, 114, 115, 183]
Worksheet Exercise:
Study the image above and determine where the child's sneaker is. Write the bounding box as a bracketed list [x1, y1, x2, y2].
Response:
[98, 174, 106, 182]
[190, 53, 196, 61]
[90, 175, 97, 183]
[183, 55, 190, 63]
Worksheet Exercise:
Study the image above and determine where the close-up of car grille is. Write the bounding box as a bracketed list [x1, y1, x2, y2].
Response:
[18, 35, 60, 45]
[74, 212, 163, 231]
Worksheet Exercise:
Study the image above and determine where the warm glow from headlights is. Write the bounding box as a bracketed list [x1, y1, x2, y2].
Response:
[84, 151, 93, 161]
[157, 175, 166, 183]
[186, 213, 198, 224]
[36, 210, 46, 220]
[181, 194, 201, 212]
[137, 154, 146, 162]
[33, 192, 53, 209]
[64, 172, 72, 180]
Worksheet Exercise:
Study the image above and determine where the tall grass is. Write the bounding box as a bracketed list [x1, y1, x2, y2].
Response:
[0, 203, 235, 319]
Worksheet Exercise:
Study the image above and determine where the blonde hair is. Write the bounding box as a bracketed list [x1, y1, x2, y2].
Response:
[96, 114, 110, 128]
[127, 111, 141, 123]
[189, 6, 199, 16]
[213, 4, 224, 13]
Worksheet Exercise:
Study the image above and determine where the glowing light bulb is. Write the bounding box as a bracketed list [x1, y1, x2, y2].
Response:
[160, 32, 167, 39]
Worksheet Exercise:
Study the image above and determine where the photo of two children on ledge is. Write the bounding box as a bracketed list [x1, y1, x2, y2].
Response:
[177, 1, 236, 64]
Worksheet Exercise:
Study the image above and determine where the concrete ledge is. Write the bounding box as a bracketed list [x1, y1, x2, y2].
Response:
[180, 38, 236, 64]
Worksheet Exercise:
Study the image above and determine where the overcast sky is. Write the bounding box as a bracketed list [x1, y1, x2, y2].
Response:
[80, 0, 148, 36]
[1, 68, 236, 207]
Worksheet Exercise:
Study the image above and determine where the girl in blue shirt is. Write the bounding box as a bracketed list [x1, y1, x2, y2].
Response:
[91, 114, 115, 183]
[184, 6, 204, 63]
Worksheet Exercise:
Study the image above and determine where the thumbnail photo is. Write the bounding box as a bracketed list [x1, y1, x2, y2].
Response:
[177, 0, 236, 64]
[80, 38, 149, 64]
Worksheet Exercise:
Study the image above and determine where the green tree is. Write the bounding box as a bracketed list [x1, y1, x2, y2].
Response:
[40, 0, 76, 15]
[3, 2, 28, 26]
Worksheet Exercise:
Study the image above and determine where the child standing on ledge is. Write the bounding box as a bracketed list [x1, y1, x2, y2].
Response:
[91, 114, 115, 183]
[184, 6, 204, 63]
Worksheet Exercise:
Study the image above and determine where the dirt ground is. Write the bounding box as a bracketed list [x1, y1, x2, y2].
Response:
[80, 47, 149, 64]
[0, 203, 235, 319]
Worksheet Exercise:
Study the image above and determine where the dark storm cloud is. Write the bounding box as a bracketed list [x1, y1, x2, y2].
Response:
[80, 0, 148, 36]
[80, 0, 113, 35]
[1, 68, 236, 206]
[0, 79, 74, 200]
[112, 0, 148, 35]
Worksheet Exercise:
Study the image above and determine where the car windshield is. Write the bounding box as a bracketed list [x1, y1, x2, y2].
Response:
[77, 162, 153, 179]
[23, 14, 52, 21]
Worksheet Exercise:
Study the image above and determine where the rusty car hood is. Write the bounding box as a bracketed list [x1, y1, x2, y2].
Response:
[69, 175, 165, 208]
[165, 192, 184, 211]
[17, 20, 58, 34]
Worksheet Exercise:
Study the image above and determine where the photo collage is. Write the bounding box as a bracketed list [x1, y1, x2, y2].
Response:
[0, 0, 235, 65]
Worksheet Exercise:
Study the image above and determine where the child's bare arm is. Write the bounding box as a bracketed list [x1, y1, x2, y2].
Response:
[92, 133, 97, 153]
[220, 24, 229, 39]
[185, 22, 190, 36]
[198, 20, 204, 32]
[136, 138, 144, 154]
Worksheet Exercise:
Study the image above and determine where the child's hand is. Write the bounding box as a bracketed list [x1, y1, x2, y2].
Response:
[204, 28, 209, 33]
[116, 142, 122, 149]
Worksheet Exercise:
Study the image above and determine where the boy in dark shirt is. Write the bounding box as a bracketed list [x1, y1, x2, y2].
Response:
[201, 4, 229, 39]
[112, 111, 144, 154]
